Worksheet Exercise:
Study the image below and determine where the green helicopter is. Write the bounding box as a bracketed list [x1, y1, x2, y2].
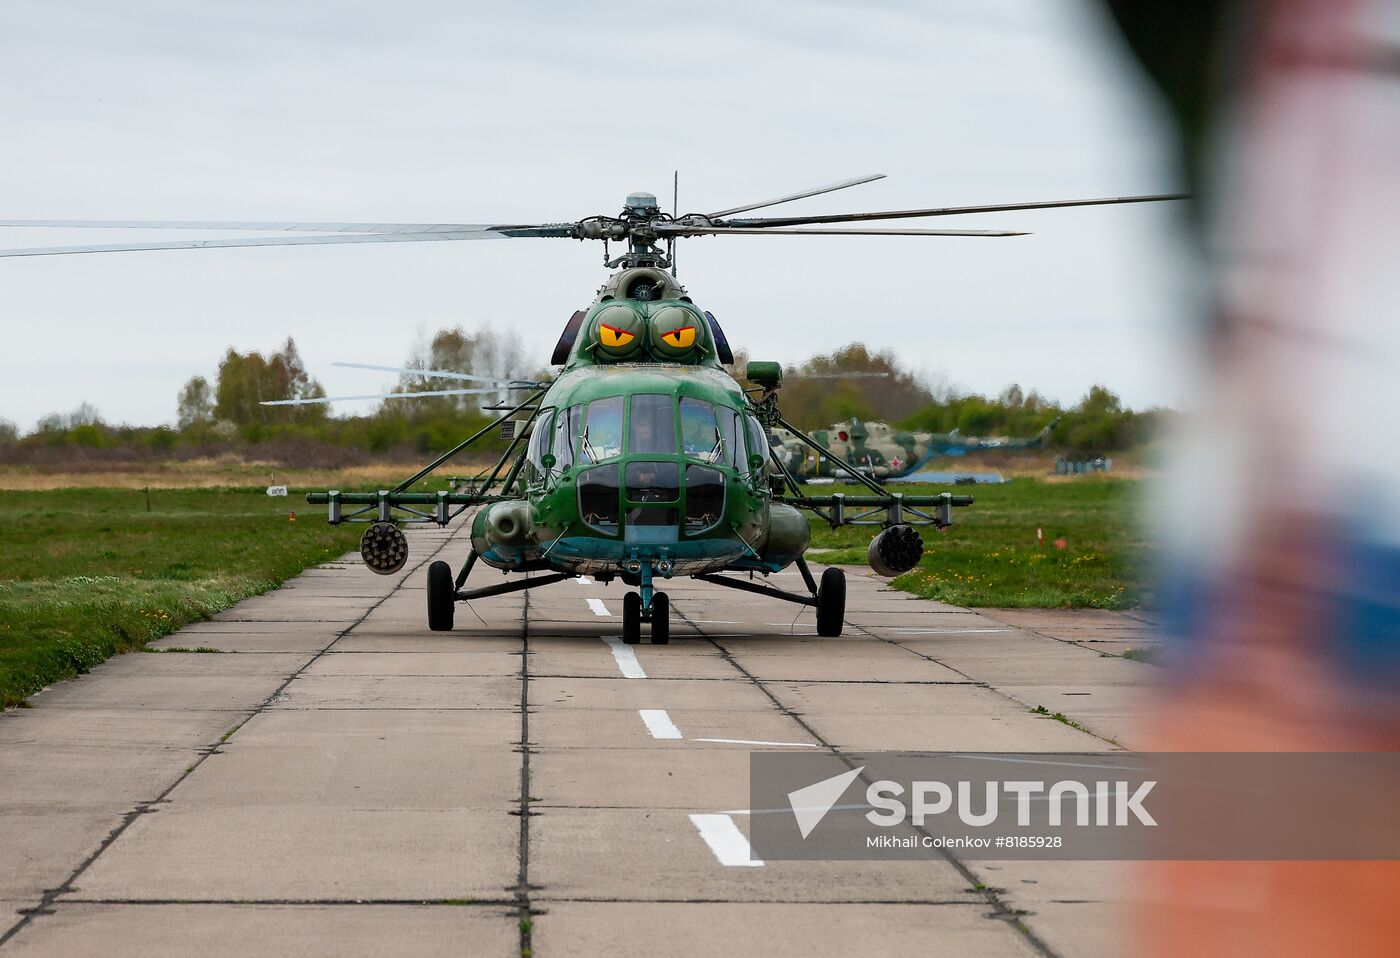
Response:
[0, 175, 1183, 643]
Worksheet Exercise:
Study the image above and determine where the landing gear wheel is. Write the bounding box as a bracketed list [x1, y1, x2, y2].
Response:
[622, 591, 642, 645]
[427, 560, 455, 632]
[650, 592, 670, 645]
[816, 567, 846, 637]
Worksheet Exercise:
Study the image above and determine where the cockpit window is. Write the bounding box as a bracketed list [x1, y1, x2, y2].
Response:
[581, 397, 623, 462]
[578, 464, 620, 533]
[717, 406, 741, 467]
[552, 405, 578, 470]
[685, 464, 725, 532]
[628, 394, 675, 455]
[680, 398, 723, 463]
[526, 408, 554, 482]
[745, 415, 769, 472]
[625, 461, 679, 503]
[625, 461, 680, 528]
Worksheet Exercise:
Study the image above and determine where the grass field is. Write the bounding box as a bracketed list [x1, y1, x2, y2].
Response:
[0, 487, 359, 707]
[807, 477, 1152, 609]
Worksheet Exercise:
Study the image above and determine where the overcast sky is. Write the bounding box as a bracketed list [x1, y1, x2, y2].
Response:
[0, 0, 1197, 430]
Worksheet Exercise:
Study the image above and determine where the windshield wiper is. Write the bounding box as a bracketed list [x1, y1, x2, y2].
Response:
[581, 425, 602, 463]
[706, 427, 724, 464]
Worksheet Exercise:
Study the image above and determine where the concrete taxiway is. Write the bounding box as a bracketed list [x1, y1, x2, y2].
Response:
[0, 520, 1158, 957]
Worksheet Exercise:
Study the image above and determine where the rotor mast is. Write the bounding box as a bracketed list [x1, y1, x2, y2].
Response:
[598, 192, 671, 270]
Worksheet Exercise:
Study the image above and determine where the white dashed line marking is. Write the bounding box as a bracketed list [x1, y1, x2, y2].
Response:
[575, 576, 594, 585]
[689, 813, 764, 867]
[600, 636, 647, 679]
[586, 598, 611, 616]
[639, 709, 683, 739]
[694, 738, 820, 748]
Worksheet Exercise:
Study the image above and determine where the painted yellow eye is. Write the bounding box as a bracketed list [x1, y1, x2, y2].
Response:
[648, 305, 704, 357]
[599, 324, 636, 348]
[660, 325, 696, 349]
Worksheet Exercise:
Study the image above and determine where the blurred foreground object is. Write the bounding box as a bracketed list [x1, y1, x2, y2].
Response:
[1110, 0, 1400, 955]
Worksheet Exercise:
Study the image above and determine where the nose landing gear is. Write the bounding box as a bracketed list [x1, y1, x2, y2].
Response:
[622, 588, 670, 645]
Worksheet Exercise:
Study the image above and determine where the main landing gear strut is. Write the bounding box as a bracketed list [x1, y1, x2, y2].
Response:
[426, 553, 845, 640]
[694, 557, 846, 637]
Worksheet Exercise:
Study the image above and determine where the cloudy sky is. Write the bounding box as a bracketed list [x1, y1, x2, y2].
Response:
[0, 0, 1196, 430]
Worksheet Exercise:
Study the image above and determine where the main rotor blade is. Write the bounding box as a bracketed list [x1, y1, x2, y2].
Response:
[260, 387, 505, 407]
[332, 361, 544, 388]
[0, 219, 568, 233]
[707, 173, 886, 218]
[723, 193, 1188, 228]
[660, 226, 1028, 237]
[0, 227, 573, 258]
[795, 372, 891, 379]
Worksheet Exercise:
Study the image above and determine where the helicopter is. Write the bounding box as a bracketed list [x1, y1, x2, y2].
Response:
[0, 174, 1183, 643]
[772, 415, 1062, 481]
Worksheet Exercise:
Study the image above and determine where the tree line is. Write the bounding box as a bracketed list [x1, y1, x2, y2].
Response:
[1, 333, 1167, 461]
[738, 343, 1168, 454]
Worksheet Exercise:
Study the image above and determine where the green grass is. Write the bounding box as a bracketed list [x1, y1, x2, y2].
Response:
[0, 487, 359, 707]
[806, 477, 1150, 609]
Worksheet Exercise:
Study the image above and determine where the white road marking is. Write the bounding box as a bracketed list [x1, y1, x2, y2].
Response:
[575, 575, 595, 585]
[690, 620, 740, 624]
[689, 813, 764, 867]
[600, 636, 647, 679]
[694, 738, 820, 748]
[639, 709, 683, 739]
[586, 598, 611, 616]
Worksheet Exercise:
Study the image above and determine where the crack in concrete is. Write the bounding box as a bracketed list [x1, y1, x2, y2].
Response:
[516, 584, 537, 957]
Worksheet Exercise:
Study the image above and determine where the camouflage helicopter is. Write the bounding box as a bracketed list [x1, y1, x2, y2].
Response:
[772, 416, 1061, 481]
[0, 175, 1181, 643]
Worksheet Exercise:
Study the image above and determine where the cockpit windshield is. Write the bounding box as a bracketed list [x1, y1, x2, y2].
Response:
[581, 396, 623, 462]
[628, 394, 675, 455]
[680, 398, 724, 463]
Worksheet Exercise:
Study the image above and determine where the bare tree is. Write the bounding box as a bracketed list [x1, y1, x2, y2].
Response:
[176, 376, 215, 430]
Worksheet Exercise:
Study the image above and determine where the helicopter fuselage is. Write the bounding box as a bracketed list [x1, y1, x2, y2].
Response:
[471, 364, 808, 582]
[467, 268, 810, 591]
